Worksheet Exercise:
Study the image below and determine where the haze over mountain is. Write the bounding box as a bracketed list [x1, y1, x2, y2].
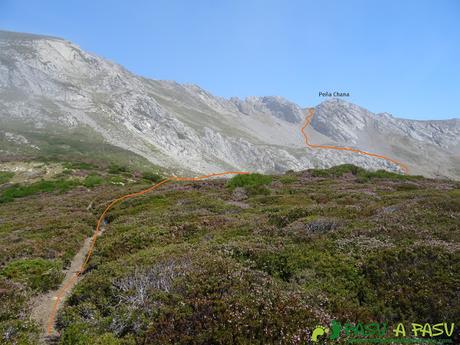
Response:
[1, 30, 459, 179]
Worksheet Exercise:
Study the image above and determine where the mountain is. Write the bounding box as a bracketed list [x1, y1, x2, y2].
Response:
[1, 30, 459, 178]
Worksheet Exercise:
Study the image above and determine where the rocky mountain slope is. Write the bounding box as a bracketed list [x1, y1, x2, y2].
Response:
[0, 30, 459, 178]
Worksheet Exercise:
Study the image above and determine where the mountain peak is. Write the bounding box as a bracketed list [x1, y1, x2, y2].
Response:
[311, 98, 372, 142]
[1, 29, 459, 178]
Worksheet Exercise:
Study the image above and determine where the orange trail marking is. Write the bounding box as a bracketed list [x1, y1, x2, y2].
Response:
[301, 108, 409, 174]
[47, 107, 409, 335]
[46, 171, 249, 336]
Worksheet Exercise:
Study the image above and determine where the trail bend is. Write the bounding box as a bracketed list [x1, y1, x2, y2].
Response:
[43, 107, 409, 339]
[301, 108, 409, 174]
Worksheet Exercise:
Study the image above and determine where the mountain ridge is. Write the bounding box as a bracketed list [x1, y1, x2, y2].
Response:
[0, 30, 459, 178]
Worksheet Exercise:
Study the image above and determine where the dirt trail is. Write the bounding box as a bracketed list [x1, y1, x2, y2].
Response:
[30, 226, 105, 343]
[42, 173, 248, 340]
[33, 108, 410, 342]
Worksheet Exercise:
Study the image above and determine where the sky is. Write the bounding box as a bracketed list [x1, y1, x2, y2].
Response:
[0, 0, 459, 120]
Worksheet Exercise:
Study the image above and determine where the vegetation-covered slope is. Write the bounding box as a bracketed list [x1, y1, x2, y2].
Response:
[0, 165, 459, 344]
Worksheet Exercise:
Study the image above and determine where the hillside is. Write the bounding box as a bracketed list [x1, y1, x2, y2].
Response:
[0, 28, 459, 345]
[0, 164, 459, 344]
[1, 30, 459, 179]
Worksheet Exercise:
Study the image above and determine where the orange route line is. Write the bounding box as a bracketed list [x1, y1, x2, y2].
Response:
[301, 108, 409, 174]
[46, 171, 249, 335]
[47, 107, 410, 335]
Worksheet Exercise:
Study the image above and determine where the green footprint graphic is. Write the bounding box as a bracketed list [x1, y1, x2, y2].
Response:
[311, 325, 330, 342]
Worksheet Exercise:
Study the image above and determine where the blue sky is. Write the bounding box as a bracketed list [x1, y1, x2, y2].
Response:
[0, 0, 459, 120]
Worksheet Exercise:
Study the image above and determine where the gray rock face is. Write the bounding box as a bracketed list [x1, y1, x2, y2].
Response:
[314, 99, 460, 150]
[230, 96, 303, 123]
[312, 99, 460, 177]
[0, 30, 459, 178]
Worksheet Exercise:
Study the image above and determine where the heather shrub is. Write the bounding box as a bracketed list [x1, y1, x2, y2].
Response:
[1, 258, 64, 292]
[227, 173, 272, 189]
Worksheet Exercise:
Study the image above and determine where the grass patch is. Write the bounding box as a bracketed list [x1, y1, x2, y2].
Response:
[279, 175, 297, 184]
[63, 161, 97, 170]
[141, 171, 163, 183]
[1, 258, 64, 292]
[0, 179, 78, 203]
[227, 173, 272, 189]
[268, 207, 311, 227]
[83, 174, 104, 188]
[310, 164, 423, 181]
[313, 164, 365, 177]
[0, 171, 14, 184]
[361, 169, 423, 181]
[108, 164, 129, 174]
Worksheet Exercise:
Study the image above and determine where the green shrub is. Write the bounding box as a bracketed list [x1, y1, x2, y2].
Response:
[310, 169, 331, 177]
[83, 174, 104, 187]
[63, 162, 97, 170]
[0, 319, 39, 345]
[142, 255, 317, 344]
[251, 252, 301, 281]
[430, 196, 460, 212]
[141, 171, 163, 183]
[279, 175, 297, 184]
[355, 176, 370, 183]
[395, 183, 419, 191]
[329, 164, 366, 176]
[309, 165, 419, 181]
[1, 258, 64, 292]
[268, 208, 311, 227]
[360, 169, 423, 181]
[59, 323, 92, 345]
[246, 184, 271, 196]
[310, 164, 366, 177]
[362, 246, 460, 323]
[227, 173, 272, 189]
[93, 334, 123, 345]
[0, 171, 14, 184]
[108, 164, 128, 174]
[109, 176, 125, 184]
